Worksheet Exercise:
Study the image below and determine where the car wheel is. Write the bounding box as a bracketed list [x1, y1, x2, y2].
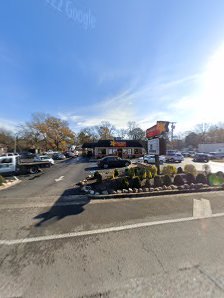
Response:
[29, 166, 39, 174]
[125, 162, 130, 167]
[160, 160, 164, 165]
[103, 164, 109, 169]
[170, 158, 175, 163]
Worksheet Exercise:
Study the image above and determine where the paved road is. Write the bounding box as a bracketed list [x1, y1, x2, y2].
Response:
[1, 176, 224, 298]
[0, 157, 92, 200]
[178, 157, 224, 173]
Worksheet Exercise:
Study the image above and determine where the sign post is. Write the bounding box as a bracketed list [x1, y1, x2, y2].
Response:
[146, 121, 169, 176]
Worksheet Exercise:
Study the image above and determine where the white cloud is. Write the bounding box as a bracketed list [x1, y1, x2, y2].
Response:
[59, 72, 202, 132]
[59, 43, 224, 134]
[58, 113, 81, 122]
[0, 118, 19, 132]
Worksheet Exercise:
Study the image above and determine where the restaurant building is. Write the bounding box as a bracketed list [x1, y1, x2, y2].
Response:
[82, 140, 145, 158]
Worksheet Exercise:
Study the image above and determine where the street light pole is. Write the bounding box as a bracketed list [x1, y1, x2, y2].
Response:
[14, 134, 17, 153]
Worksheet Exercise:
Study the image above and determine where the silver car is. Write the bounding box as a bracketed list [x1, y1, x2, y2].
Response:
[165, 153, 184, 163]
[143, 155, 166, 164]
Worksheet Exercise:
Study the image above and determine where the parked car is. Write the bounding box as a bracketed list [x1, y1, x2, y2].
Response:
[0, 152, 20, 157]
[20, 152, 36, 159]
[98, 156, 131, 169]
[52, 153, 66, 160]
[143, 155, 166, 164]
[166, 153, 184, 163]
[64, 151, 76, 158]
[0, 155, 51, 175]
[74, 150, 79, 157]
[209, 152, 224, 159]
[188, 151, 196, 157]
[34, 155, 54, 165]
[181, 152, 190, 157]
[193, 153, 210, 163]
[44, 150, 58, 155]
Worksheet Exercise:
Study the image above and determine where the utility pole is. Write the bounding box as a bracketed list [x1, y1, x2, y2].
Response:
[14, 135, 17, 153]
[170, 122, 176, 144]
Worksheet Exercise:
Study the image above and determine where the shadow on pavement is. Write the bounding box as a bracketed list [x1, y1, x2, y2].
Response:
[84, 165, 99, 172]
[33, 188, 90, 227]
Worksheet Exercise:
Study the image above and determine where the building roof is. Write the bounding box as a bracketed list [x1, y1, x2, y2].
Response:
[82, 140, 143, 149]
[82, 142, 98, 149]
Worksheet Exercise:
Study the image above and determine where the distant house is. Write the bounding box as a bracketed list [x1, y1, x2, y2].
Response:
[0, 144, 7, 155]
[198, 143, 224, 153]
[82, 140, 145, 158]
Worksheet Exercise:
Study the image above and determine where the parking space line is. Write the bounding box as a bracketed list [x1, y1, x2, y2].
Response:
[1, 212, 224, 246]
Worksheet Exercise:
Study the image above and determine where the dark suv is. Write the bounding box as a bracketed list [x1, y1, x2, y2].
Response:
[193, 153, 209, 163]
[98, 156, 131, 169]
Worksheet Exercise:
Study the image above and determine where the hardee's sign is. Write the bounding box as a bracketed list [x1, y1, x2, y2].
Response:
[110, 141, 127, 147]
[146, 121, 169, 138]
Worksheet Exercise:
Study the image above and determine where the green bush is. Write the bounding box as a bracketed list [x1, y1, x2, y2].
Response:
[186, 173, 196, 184]
[121, 177, 129, 189]
[128, 168, 135, 178]
[124, 168, 129, 176]
[174, 174, 185, 186]
[177, 167, 184, 174]
[134, 167, 140, 177]
[146, 169, 152, 179]
[208, 174, 224, 186]
[131, 176, 141, 188]
[216, 171, 224, 178]
[148, 165, 157, 177]
[196, 173, 207, 184]
[94, 171, 102, 183]
[162, 165, 177, 176]
[163, 175, 172, 186]
[202, 164, 211, 175]
[154, 175, 162, 187]
[145, 178, 151, 188]
[184, 164, 197, 176]
[114, 169, 119, 177]
[139, 168, 147, 180]
[0, 175, 5, 186]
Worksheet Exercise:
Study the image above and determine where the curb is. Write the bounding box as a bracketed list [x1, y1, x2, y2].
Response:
[0, 178, 21, 191]
[89, 187, 224, 200]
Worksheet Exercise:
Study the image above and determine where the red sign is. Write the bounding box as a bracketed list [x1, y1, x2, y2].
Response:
[146, 121, 169, 139]
[110, 141, 127, 147]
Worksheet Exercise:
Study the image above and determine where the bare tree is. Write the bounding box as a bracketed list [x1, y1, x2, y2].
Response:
[18, 113, 75, 152]
[77, 127, 98, 144]
[95, 121, 115, 140]
[116, 128, 128, 139]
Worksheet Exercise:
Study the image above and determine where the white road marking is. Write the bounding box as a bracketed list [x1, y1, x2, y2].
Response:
[1, 212, 224, 246]
[55, 176, 64, 182]
[0, 201, 89, 209]
[193, 199, 212, 218]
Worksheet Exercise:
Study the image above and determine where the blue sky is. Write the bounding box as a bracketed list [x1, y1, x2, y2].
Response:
[1, 0, 224, 134]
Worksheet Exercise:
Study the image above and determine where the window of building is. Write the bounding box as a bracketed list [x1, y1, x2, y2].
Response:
[98, 148, 106, 154]
[128, 149, 132, 155]
[108, 149, 113, 155]
[123, 148, 128, 154]
[134, 149, 142, 154]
